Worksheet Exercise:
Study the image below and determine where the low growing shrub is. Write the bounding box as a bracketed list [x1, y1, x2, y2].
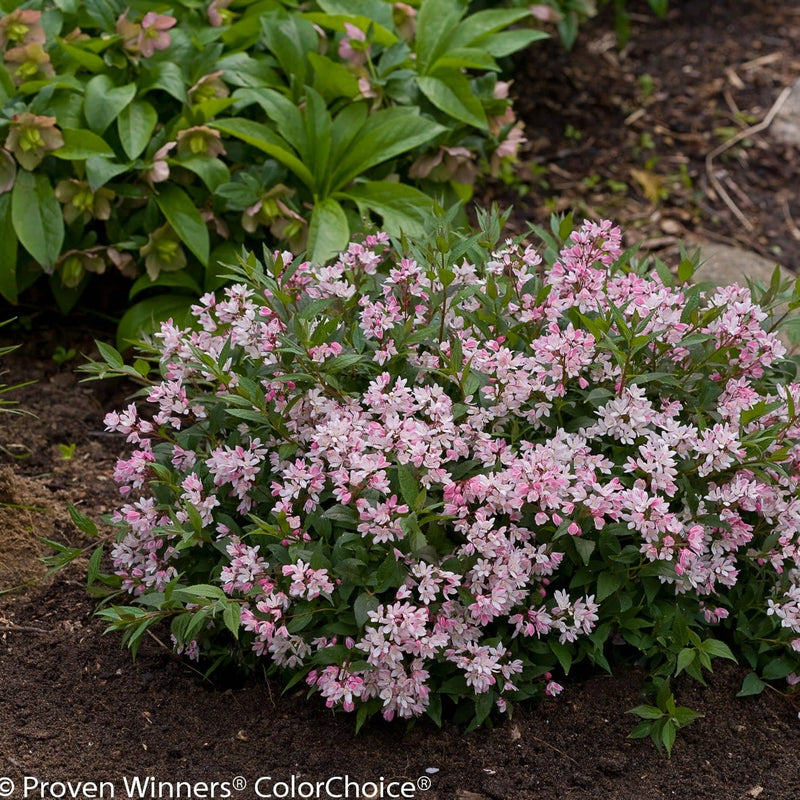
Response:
[0, 0, 544, 339]
[81, 211, 800, 742]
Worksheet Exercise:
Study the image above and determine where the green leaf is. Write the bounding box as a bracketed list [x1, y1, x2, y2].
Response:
[68, 504, 99, 537]
[415, 0, 467, 74]
[175, 155, 230, 192]
[353, 592, 379, 627]
[307, 197, 349, 264]
[596, 571, 623, 602]
[85, 158, 131, 191]
[699, 638, 737, 662]
[448, 7, 533, 47]
[396, 463, 418, 506]
[0, 193, 18, 303]
[737, 672, 767, 697]
[51, 128, 115, 160]
[478, 28, 548, 58]
[211, 118, 315, 190]
[11, 172, 63, 270]
[628, 704, 664, 720]
[416, 73, 487, 129]
[549, 640, 572, 674]
[117, 100, 158, 160]
[129, 269, 202, 300]
[307, 51, 361, 101]
[154, 183, 209, 265]
[337, 181, 434, 238]
[675, 647, 695, 676]
[84, 75, 136, 134]
[57, 37, 106, 72]
[140, 62, 187, 103]
[96, 340, 124, 369]
[330, 107, 445, 189]
[222, 602, 241, 637]
[660, 722, 677, 755]
[117, 295, 194, 350]
[86, 546, 103, 586]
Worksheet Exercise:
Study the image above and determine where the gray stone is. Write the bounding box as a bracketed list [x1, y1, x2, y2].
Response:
[772, 77, 800, 146]
[692, 242, 791, 288]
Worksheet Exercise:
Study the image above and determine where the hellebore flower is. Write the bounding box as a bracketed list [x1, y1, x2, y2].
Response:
[137, 12, 176, 57]
[5, 112, 64, 170]
[55, 179, 114, 224]
[338, 23, 367, 66]
[187, 71, 229, 104]
[57, 249, 106, 288]
[176, 126, 226, 158]
[0, 9, 45, 50]
[141, 224, 187, 280]
[0, 148, 16, 193]
[107, 247, 138, 279]
[392, 3, 417, 39]
[408, 145, 477, 185]
[144, 141, 177, 186]
[4, 41, 54, 85]
[207, 0, 234, 27]
[116, 12, 141, 54]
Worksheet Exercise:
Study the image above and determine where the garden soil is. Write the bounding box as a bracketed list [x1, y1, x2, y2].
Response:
[3, 1, 800, 798]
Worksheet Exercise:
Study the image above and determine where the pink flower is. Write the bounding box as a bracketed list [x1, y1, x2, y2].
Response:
[338, 23, 367, 66]
[5, 112, 63, 170]
[137, 12, 176, 57]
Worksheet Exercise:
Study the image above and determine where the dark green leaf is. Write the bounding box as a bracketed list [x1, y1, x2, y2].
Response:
[0, 193, 18, 302]
[416, 73, 487, 129]
[307, 197, 349, 264]
[117, 100, 158, 160]
[11, 171, 63, 270]
[52, 128, 115, 160]
[84, 75, 136, 134]
[154, 183, 210, 265]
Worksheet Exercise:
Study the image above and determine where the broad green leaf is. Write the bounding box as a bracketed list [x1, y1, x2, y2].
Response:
[0, 63, 13, 102]
[85, 157, 131, 191]
[330, 107, 445, 189]
[140, 62, 187, 103]
[0, 193, 18, 302]
[308, 52, 360, 102]
[699, 638, 737, 662]
[232, 88, 305, 158]
[57, 37, 106, 71]
[675, 647, 695, 676]
[11, 172, 63, 270]
[84, 75, 136, 134]
[628, 704, 663, 720]
[338, 181, 433, 237]
[129, 270, 202, 300]
[211, 118, 315, 190]
[307, 197, 349, 264]
[154, 183, 209, 265]
[479, 28, 549, 58]
[737, 672, 767, 697]
[175, 155, 230, 192]
[117, 100, 158, 160]
[354, 592, 380, 627]
[260, 11, 318, 88]
[430, 47, 498, 73]
[304, 88, 332, 188]
[83, 0, 119, 31]
[51, 128, 115, 160]
[217, 53, 281, 88]
[448, 7, 533, 47]
[415, 0, 468, 74]
[314, 0, 393, 28]
[417, 73, 487, 129]
[117, 295, 194, 350]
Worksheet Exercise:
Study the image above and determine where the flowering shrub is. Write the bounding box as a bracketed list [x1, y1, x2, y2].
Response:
[0, 0, 543, 335]
[82, 211, 800, 738]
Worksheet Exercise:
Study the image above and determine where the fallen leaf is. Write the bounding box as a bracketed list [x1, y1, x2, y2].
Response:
[631, 168, 665, 204]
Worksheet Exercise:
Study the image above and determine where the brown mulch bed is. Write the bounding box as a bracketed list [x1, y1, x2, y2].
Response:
[3, 2, 800, 798]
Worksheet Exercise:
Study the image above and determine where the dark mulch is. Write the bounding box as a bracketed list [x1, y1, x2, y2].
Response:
[3, 1, 800, 798]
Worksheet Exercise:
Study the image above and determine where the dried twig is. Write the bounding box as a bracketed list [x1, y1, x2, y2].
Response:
[0, 623, 50, 634]
[705, 87, 792, 231]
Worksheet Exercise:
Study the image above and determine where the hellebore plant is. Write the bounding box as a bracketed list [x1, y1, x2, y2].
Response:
[80, 211, 800, 741]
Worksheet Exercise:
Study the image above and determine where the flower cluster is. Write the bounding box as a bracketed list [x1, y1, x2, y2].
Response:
[97, 216, 800, 728]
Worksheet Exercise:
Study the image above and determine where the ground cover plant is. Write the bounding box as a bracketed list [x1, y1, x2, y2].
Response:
[76, 209, 800, 749]
[0, 0, 543, 341]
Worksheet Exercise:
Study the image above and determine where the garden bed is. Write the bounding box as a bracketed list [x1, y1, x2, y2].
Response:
[3, 1, 800, 797]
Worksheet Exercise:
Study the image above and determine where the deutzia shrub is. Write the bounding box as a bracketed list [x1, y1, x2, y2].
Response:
[86, 211, 800, 733]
